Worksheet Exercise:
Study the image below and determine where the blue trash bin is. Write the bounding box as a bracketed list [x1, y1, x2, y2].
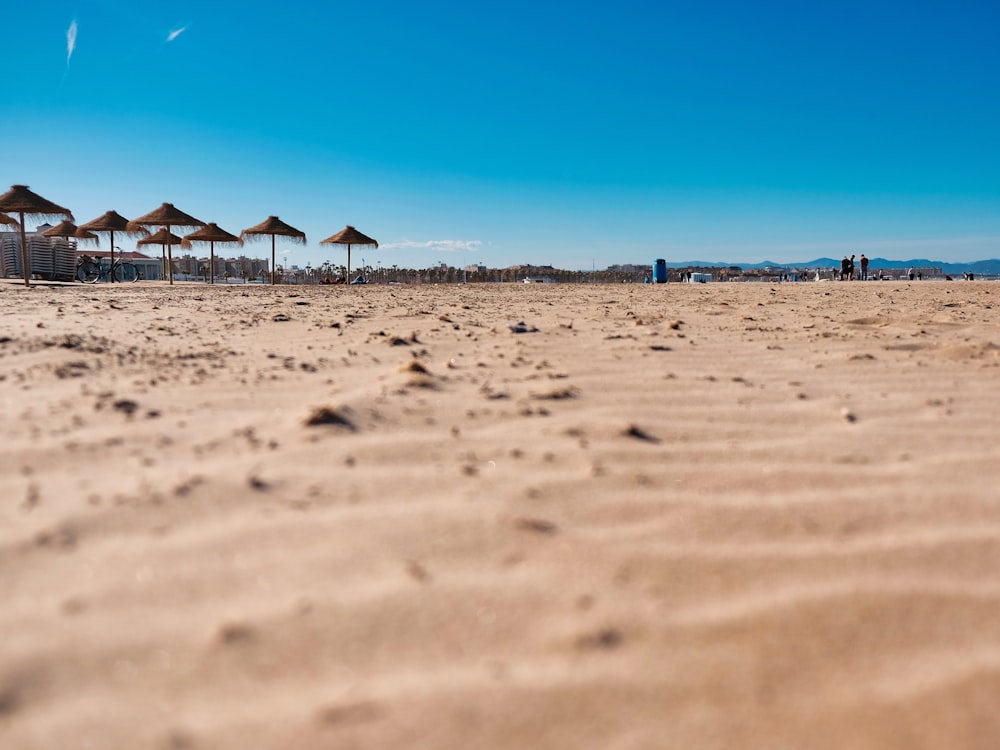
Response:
[653, 259, 667, 284]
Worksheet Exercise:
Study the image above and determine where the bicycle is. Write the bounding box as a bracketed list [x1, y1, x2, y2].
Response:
[76, 254, 142, 283]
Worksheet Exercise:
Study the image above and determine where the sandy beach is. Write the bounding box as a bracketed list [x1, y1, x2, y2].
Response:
[3, 278, 1000, 749]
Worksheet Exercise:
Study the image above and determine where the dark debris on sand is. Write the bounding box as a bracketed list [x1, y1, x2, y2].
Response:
[623, 424, 660, 443]
[303, 406, 357, 431]
[509, 321, 539, 333]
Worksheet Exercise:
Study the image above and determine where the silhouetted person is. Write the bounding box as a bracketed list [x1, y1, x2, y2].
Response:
[859, 254, 869, 281]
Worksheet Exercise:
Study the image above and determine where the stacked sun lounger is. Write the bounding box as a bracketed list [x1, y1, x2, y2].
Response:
[29, 236, 54, 278]
[0, 237, 18, 278]
[0, 235, 71, 280]
[52, 239, 78, 281]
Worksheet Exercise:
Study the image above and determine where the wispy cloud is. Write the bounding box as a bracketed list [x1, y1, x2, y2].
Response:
[381, 239, 483, 253]
[66, 20, 77, 66]
[167, 26, 188, 42]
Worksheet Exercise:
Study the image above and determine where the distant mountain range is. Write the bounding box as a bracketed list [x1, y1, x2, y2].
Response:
[661, 258, 1000, 274]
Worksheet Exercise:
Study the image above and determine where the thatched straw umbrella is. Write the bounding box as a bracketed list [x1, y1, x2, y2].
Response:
[182, 223, 242, 284]
[128, 203, 204, 284]
[41, 219, 97, 242]
[240, 216, 306, 285]
[320, 225, 378, 282]
[137, 228, 183, 279]
[0, 185, 74, 286]
[76, 211, 147, 283]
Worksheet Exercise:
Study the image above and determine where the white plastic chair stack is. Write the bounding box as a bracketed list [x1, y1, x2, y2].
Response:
[53, 238, 78, 281]
[29, 235, 55, 279]
[1, 237, 18, 278]
[0, 235, 63, 279]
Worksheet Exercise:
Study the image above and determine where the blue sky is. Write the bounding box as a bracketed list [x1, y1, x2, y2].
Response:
[3, 1, 999, 269]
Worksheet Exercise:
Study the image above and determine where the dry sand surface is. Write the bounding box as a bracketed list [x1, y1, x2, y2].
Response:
[3, 278, 1000, 749]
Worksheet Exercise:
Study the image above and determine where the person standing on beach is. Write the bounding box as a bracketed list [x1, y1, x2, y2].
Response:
[848, 254, 856, 280]
[840, 257, 850, 281]
[860, 254, 869, 281]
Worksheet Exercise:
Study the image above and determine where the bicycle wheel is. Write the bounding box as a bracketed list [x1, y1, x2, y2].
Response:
[114, 262, 140, 283]
[77, 261, 101, 283]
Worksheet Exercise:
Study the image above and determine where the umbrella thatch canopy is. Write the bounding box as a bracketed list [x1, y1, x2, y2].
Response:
[320, 225, 378, 281]
[0, 185, 74, 286]
[240, 216, 306, 285]
[77, 211, 147, 282]
[182, 223, 242, 284]
[42, 219, 97, 242]
[129, 203, 204, 284]
[137, 227, 183, 245]
[0, 212, 19, 228]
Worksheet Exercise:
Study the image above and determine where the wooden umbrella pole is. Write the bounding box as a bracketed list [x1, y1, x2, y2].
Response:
[347, 244, 351, 281]
[210, 241, 215, 284]
[271, 235, 276, 285]
[109, 230, 116, 283]
[168, 226, 174, 285]
[18, 212, 29, 287]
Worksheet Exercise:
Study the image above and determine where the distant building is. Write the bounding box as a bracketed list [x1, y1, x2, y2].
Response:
[225, 256, 269, 281]
[607, 263, 647, 274]
[510, 264, 558, 281]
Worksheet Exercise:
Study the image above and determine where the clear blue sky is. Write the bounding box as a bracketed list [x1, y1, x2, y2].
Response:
[3, 1, 999, 269]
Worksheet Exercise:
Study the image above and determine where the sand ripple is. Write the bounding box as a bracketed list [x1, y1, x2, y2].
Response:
[3, 280, 1000, 748]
